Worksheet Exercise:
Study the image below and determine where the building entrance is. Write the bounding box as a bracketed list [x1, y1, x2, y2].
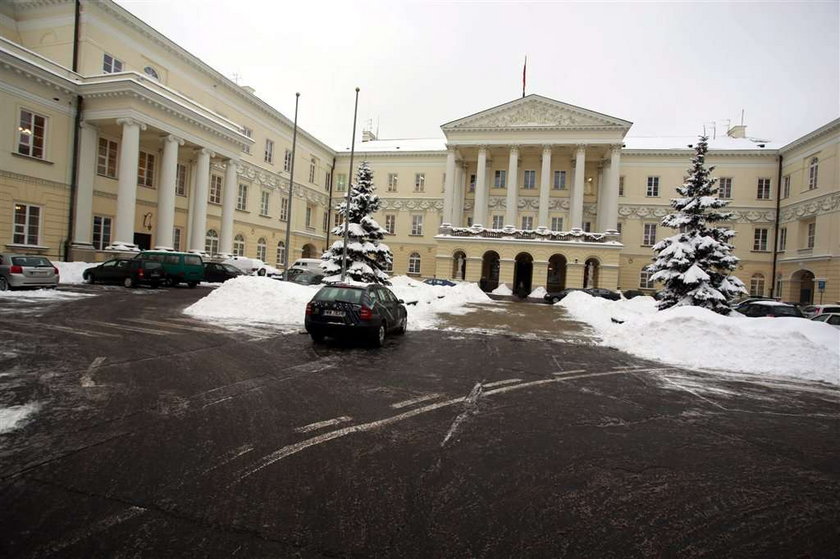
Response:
[514, 252, 533, 297]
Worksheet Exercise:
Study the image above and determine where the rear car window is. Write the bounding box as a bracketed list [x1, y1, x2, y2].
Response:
[823, 306, 840, 313]
[164, 254, 180, 265]
[143, 261, 162, 269]
[184, 255, 203, 266]
[773, 307, 801, 317]
[315, 287, 363, 304]
[12, 256, 51, 267]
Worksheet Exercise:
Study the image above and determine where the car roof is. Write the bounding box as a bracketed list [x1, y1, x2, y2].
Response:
[749, 301, 792, 307]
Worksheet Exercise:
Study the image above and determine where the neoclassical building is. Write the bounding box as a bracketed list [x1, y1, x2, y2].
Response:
[1, 0, 838, 304]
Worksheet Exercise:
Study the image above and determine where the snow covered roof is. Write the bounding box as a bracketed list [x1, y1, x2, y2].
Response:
[623, 136, 781, 152]
[339, 138, 447, 153]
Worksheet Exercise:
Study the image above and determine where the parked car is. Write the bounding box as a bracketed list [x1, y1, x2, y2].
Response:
[288, 271, 324, 286]
[622, 289, 647, 299]
[203, 262, 244, 283]
[737, 300, 804, 318]
[0, 253, 59, 290]
[801, 304, 840, 319]
[544, 288, 585, 304]
[424, 278, 456, 287]
[305, 283, 407, 346]
[585, 288, 621, 301]
[83, 258, 164, 288]
[810, 313, 840, 329]
[734, 296, 777, 312]
[136, 251, 204, 287]
[289, 258, 323, 272]
[222, 257, 282, 278]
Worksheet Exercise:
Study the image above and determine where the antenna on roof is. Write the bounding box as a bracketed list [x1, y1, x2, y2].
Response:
[740, 109, 745, 126]
[376, 116, 380, 138]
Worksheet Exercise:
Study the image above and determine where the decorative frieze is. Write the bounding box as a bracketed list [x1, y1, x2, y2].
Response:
[234, 160, 328, 205]
[779, 192, 840, 223]
[618, 204, 776, 223]
[379, 198, 444, 212]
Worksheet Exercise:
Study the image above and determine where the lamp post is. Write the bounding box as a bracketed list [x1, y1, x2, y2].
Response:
[341, 87, 360, 281]
[283, 92, 300, 271]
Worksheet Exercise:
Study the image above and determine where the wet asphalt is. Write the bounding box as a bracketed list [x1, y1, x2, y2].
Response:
[0, 285, 839, 558]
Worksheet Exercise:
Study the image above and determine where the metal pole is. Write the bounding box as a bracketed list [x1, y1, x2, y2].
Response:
[283, 92, 300, 271]
[341, 87, 360, 281]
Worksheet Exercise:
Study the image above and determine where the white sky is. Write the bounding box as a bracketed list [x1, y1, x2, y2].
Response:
[116, 0, 839, 150]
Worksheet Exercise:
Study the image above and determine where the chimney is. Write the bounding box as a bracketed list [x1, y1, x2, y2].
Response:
[362, 129, 377, 142]
[727, 124, 747, 139]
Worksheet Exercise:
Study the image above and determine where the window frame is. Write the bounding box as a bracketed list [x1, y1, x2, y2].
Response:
[264, 139, 274, 164]
[236, 183, 248, 211]
[551, 216, 564, 231]
[523, 170, 536, 190]
[807, 222, 816, 249]
[92, 215, 112, 251]
[553, 170, 567, 190]
[415, 173, 425, 192]
[279, 197, 289, 221]
[176, 163, 188, 196]
[639, 268, 654, 289]
[256, 238, 267, 262]
[137, 150, 155, 188]
[209, 175, 223, 205]
[642, 223, 657, 246]
[205, 229, 219, 255]
[408, 252, 421, 275]
[233, 234, 245, 257]
[756, 178, 771, 200]
[410, 214, 424, 236]
[102, 53, 123, 73]
[521, 215, 534, 230]
[646, 176, 660, 197]
[718, 177, 732, 199]
[808, 157, 819, 190]
[260, 190, 270, 216]
[778, 227, 787, 252]
[17, 109, 47, 160]
[387, 173, 398, 192]
[494, 170, 507, 189]
[385, 214, 396, 235]
[97, 137, 118, 178]
[753, 227, 768, 251]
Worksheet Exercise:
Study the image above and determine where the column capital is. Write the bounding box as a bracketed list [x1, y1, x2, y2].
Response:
[162, 134, 185, 146]
[610, 144, 623, 154]
[575, 144, 587, 154]
[116, 117, 147, 131]
[508, 145, 520, 153]
[477, 146, 489, 155]
[445, 144, 457, 153]
[542, 144, 553, 152]
[225, 159, 240, 170]
[194, 147, 215, 158]
[79, 121, 98, 132]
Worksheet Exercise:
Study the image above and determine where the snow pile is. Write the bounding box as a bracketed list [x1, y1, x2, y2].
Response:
[560, 292, 840, 385]
[183, 275, 490, 331]
[492, 284, 512, 296]
[529, 286, 547, 299]
[0, 402, 40, 434]
[55, 261, 95, 284]
[0, 289, 93, 300]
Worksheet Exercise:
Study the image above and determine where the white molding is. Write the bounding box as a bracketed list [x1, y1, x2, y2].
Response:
[0, 78, 73, 116]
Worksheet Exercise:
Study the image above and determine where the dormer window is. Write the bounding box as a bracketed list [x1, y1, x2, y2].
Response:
[143, 66, 159, 80]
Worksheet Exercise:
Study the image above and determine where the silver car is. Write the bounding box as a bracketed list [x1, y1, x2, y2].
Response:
[0, 253, 59, 290]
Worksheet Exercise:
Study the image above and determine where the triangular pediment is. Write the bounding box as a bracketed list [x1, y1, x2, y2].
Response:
[442, 94, 632, 131]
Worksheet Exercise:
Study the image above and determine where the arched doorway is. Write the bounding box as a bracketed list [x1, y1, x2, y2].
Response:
[514, 252, 534, 297]
[791, 269, 815, 304]
[452, 251, 466, 281]
[480, 251, 500, 292]
[301, 243, 317, 258]
[547, 254, 567, 292]
[583, 258, 600, 288]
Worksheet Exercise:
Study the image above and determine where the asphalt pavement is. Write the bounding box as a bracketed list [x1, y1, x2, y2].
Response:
[1, 285, 838, 557]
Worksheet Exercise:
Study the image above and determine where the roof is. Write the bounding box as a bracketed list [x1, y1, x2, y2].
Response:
[339, 138, 447, 153]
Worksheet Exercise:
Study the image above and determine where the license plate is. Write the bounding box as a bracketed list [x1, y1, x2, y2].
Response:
[323, 310, 345, 317]
[33, 271, 48, 276]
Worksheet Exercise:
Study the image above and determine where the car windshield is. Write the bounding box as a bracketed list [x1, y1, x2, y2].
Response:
[222, 264, 241, 273]
[315, 286, 363, 304]
[11, 256, 51, 267]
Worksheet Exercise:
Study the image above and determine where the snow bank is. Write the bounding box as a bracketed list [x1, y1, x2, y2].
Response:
[560, 292, 840, 385]
[529, 286, 547, 299]
[492, 284, 512, 296]
[0, 402, 40, 434]
[183, 275, 490, 331]
[55, 261, 95, 284]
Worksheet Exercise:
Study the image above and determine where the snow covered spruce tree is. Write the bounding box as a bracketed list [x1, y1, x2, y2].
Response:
[646, 136, 746, 314]
[321, 160, 393, 285]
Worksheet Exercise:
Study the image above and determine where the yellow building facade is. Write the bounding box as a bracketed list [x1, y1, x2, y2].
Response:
[1, 0, 837, 303]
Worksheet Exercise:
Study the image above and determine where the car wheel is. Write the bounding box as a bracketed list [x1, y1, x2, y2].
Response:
[371, 324, 386, 347]
[85, 273, 95, 284]
[551, 296, 560, 304]
[124, 277, 135, 288]
[187, 281, 198, 289]
[395, 316, 407, 335]
[0, 276, 8, 291]
[258, 268, 266, 277]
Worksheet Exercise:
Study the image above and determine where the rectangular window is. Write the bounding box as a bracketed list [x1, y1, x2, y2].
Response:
[492, 215, 504, 229]
[260, 191, 270, 216]
[778, 227, 787, 252]
[642, 223, 657, 246]
[334, 212, 343, 228]
[97, 138, 118, 178]
[551, 217, 564, 231]
[719, 177, 732, 199]
[17, 109, 46, 159]
[408, 253, 421, 275]
[808, 158, 819, 190]
[494, 170, 507, 188]
[137, 151, 155, 188]
[523, 170, 536, 189]
[807, 222, 816, 249]
[209, 175, 222, 204]
[241, 126, 252, 154]
[583, 221, 591, 233]
[415, 173, 425, 192]
[757, 178, 771, 200]
[385, 214, 396, 235]
[466, 216, 473, 227]
[309, 157, 317, 183]
[782, 175, 790, 199]
[640, 269, 655, 289]
[388, 173, 398, 192]
[323, 210, 329, 232]
[646, 176, 660, 197]
[469, 174, 476, 192]
[173, 227, 182, 251]
[236, 183, 248, 211]
[553, 170, 566, 190]
[411, 214, 423, 235]
[325, 172, 331, 192]
[283, 149, 292, 172]
[264, 139, 274, 164]
[618, 176, 625, 196]
[305, 206, 312, 228]
[753, 228, 768, 251]
[176, 163, 187, 196]
[92, 216, 112, 250]
[280, 197, 289, 221]
[521, 216, 534, 230]
[13, 203, 40, 245]
[617, 222, 622, 236]
[102, 53, 123, 73]
[336, 174, 347, 191]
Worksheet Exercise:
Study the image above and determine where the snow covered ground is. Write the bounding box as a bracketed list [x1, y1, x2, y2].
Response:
[184, 275, 490, 330]
[559, 291, 840, 385]
[0, 402, 40, 434]
[55, 261, 93, 284]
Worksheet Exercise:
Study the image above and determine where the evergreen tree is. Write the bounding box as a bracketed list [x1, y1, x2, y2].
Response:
[645, 136, 746, 314]
[321, 160, 393, 284]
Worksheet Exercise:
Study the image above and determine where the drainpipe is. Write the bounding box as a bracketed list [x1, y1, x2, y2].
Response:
[65, 0, 82, 261]
[770, 153, 783, 298]
[325, 156, 335, 248]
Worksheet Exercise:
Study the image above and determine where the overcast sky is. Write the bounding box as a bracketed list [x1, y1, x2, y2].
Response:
[116, 0, 839, 149]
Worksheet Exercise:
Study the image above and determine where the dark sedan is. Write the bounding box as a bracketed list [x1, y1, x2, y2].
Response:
[203, 262, 244, 283]
[738, 301, 804, 318]
[305, 283, 407, 347]
[83, 258, 163, 288]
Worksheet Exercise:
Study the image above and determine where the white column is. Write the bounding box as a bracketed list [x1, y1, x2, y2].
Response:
[505, 146, 519, 227]
[596, 163, 608, 232]
[472, 147, 488, 227]
[220, 159, 238, 257]
[113, 118, 146, 247]
[189, 148, 214, 253]
[570, 145, 586, 230]
[72, 122, 98, 247]
[538, 145, 552, 228]
[154, 134, 183, 250]
[186, 160, 197, 250]
[604, 145, 622, 233]
[453, 163, 465, 227]
[442, 148, 457, 227]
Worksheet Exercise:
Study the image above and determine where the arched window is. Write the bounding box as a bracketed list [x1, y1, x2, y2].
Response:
[809, 157, 819, 190]
[256, 238, 267, 262]
[750, 273, 765, 297]
[233, 234, 245, 257]
[640, 268, 655, 289]
[143, 66, 159, 80]
[205, 229, 218, 255]
[276, 241, 286, 267]
[408, 252, 421, 275]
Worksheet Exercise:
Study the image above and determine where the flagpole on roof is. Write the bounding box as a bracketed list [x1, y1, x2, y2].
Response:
[283, 92, 300, 271]
[341, 87, 360, 282]
[522, 55, 527, 98]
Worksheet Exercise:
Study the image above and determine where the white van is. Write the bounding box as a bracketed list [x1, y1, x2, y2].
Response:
[290, 258, 323, 271]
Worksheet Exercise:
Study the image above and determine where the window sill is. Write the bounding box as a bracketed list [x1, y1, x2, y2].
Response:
[259, 213, 270, 218]
[798, 247, 814, 254]
[97, 173, 117, 180]
[751, 250, 771, 253]
[409, 233, 424, 237]
[11, 152, 53, 165]
[5, 243, 48, 250]
[139, 184, 156, 189]
[236, 208, 250, 213]
[208, 202, 222, 206]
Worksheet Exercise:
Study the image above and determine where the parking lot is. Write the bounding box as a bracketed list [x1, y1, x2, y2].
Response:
[1, 285, 839, 557]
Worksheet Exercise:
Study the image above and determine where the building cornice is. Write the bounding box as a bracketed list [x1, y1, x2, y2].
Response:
[779, 118, 840, 155]
[621, 148, 778, 158]
[0, 36, 79, 95]
[335, 151, 447, 159]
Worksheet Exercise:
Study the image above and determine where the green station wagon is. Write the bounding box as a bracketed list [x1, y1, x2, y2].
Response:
[135, 251, 204, 287]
